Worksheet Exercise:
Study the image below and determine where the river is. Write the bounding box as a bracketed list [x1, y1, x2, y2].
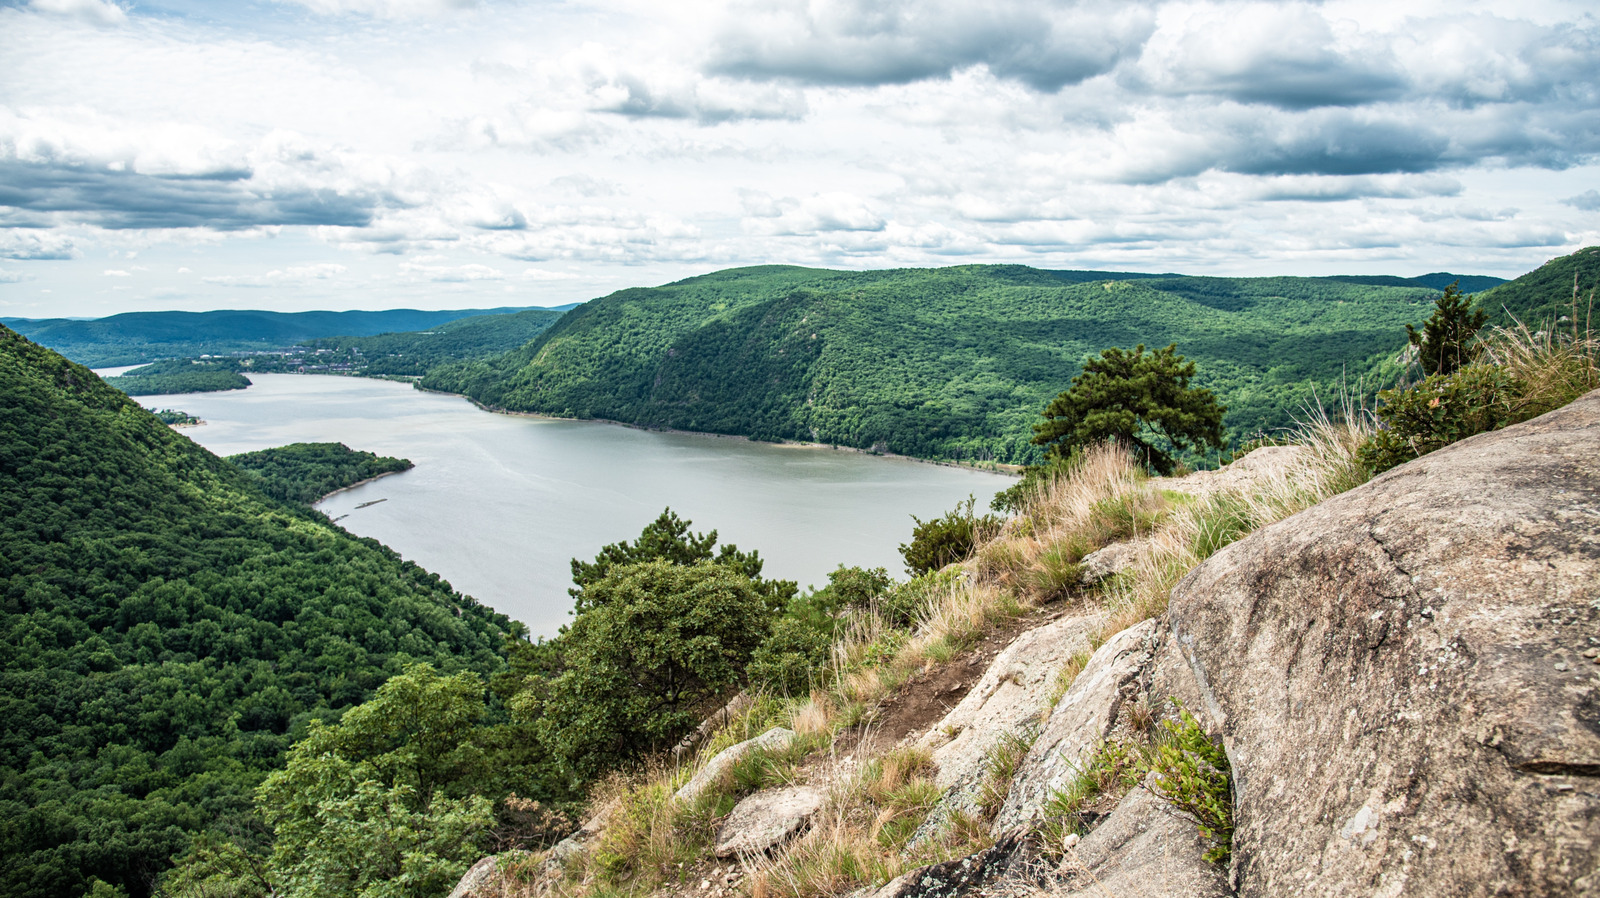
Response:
[123, 374, 1012, 636]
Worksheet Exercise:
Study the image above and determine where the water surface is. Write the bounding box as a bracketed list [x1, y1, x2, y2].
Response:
[127, 375, 1011, 636]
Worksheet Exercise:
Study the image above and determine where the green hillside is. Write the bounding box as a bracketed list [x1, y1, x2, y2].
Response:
[289, 308, 567, 377]
[0, 326, 511, 898]
[103, 359, 253, 395]
[1472, 246, 1600, 327]
[4, 306, 544, 367]
[423, 264, 1461, 463]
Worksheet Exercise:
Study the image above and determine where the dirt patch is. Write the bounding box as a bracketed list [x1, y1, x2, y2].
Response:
[844, 600, 1080, 757]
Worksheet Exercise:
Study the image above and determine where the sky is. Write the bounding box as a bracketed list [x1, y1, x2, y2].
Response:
[0, 0, 1597, 318]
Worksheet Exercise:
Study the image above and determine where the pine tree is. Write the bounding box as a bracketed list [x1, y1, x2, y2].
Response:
[1407, 282, 1488, 376]
[1031, 343, 1226, 475]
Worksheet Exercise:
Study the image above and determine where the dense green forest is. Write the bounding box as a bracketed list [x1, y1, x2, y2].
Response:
[1470, 246, 1600, 327]
[291, 308, 566, 377]
[103, 360, 252, 396]
[424, 264, 1499, 464]
[0, 325, 512, 898]
[3, 307, 546, 367]
[227, 443, 413, 506]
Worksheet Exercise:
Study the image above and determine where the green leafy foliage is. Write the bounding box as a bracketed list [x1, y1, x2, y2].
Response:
[1032, 344, 1226, 475]
[568, 507, 796, 613]
[1406, 282, 1488, 376]
[1471, 246, 1600, 327]
[1147, 706, 1234, 865]
[529, 561, 776, 785]
[1357, 366, 1516, 473]
[0, 326, 509, 898]
[420, 264, 1445, 464]
[226, 442, 413, 506]
[152, 408, 200, 425]
[253, 665, 498, 898]
[104, 359, 252, 395]
[899, 495, 1002, 576]
[295, 309, 565, 378]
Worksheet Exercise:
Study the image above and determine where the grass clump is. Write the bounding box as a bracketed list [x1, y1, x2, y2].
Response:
[977, 726, 1040, 820]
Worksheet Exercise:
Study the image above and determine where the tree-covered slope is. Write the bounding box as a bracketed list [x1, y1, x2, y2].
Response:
[228, 442, 413, 505]
[295, 308, 566, 377]
[5, 307, 542, 367]
[0, 326, 510, 898]
[1472, 246, 1600, 327]
[424, 264, 1455, 463]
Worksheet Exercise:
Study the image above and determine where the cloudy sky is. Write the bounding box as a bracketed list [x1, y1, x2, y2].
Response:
[1, 0, 1596, 318]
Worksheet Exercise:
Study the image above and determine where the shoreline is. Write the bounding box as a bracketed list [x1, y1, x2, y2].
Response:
[314, 467, 411, 502]
[410, 384, 1023, 476]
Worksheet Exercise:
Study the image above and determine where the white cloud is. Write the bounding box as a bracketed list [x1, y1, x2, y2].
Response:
[0, 267, 32, 283]
[27, 0, 126, 27]
[275, 0, 477, 19]
[102, 268, 130, 276]
[203, 262, 347, 287]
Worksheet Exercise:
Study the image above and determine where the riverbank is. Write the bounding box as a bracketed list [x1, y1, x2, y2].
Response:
[314, 467, 410, 501]
[412, 383, 1024, 476]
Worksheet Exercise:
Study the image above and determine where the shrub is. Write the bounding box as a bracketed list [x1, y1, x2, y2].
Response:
[899, 495, 1002, 576]
[749, 616, 831, 696]
[1357, 365, 1514, 474]
[1147, 706, 1234, 864]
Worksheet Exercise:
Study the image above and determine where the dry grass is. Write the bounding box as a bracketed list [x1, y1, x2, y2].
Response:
[1480, 305, 1600, 421]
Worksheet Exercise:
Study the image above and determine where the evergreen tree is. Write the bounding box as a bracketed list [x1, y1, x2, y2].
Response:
[1032, 344, 1226, 475]
[1406, 281, 1488, 376]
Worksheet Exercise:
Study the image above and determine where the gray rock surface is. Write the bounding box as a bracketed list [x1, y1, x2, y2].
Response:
[1078, 539, 1143, 586]
[992, 619, 1159, 834]
[675, 726, 794, 804]
[446, 855, 503, 898]
[907, 611, 1102, 844]
[714, 785, 825, 858]
[1168, 389, 1600, 897]
[1050, 783, 1230, 898]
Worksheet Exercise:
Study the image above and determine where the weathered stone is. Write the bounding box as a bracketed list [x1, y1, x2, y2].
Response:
[675, 727, 794, 804]
[674, 692, 755, 761]
[866, 831, 1033, 898]
[992, 619, 1158, 834]
[1050, 783, 1230, 897]
[714, 785, 825, 858]
[1156, 444, 1306, 496]
[1168, 389, 1600, 897]
[906, 611, 1101, 844]
[446, 851, 530, 898]
[1078, 539, 1143, 586]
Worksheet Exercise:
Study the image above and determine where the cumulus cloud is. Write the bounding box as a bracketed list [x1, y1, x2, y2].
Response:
[1131, 3, 1406, 109]
[26, 0, 126, 27]
[0, 229, 77, 260]
[1562, 190, 1600, 211]
[274, 0, 476, 18]
[708, 0, 1155, 91]
[203, 263, 347, 287]
[0, 111, 413, 230]
[0, 267, 34, 282]
[746, 193, 888, 236]
[398, 260, 504, 282]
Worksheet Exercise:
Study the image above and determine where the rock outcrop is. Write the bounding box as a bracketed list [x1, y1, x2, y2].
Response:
[908, 610, 1101, 840]
[675, 726, 794, 804]
[1167, 389, 1600, 896]
[714, 785, 825, 857]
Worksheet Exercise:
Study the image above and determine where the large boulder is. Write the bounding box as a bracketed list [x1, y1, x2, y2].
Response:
[675, 726, 794, 804]
[991, 619, 1160, 834]
[1050, 781, 1231, 898]
[1168, 389, 1600, 896]
[907, 610, 1101, 843]
[714, 785, 825, 858]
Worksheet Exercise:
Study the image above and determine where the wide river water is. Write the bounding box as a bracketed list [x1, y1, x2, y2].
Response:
[123, 374, 1012, 636]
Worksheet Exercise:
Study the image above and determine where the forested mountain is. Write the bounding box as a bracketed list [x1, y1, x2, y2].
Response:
[422, 264, 1473, 463]
[287, 308, 566, 377]
[0, 326, 511, 898]
[1471, 246, 1600, 327]
[227, 443, 413, 505]
[2, 307, 545, 367]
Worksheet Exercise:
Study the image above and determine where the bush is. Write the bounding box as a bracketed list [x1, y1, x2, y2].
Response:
[1357, 365, 1514, 474]
[531, 561, 775, 784]
[748, 617, 831, 696]
[899, 496, 1002, 576]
